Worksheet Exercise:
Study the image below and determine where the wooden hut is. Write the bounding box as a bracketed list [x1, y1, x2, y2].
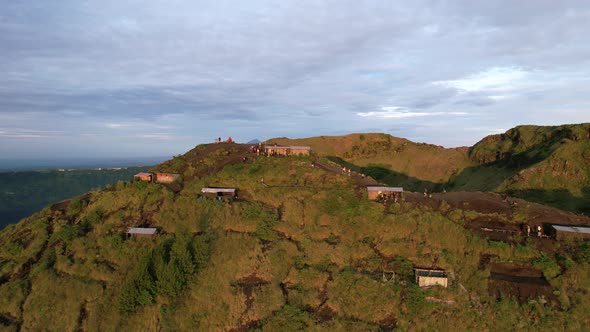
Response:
[415, 268, 448, 288]
[134, 172, 153, 182]
[201, 187, 238, 201]
[155, 173, 180, 184]
[367, 186, 404, 201]
[127, 227, 158, 238]
[288, 146, 311, 156]
[264, 145, 289, 156]
[551, 225, 590, 240]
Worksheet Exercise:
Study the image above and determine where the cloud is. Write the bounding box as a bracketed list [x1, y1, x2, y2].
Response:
[433, 67, 529, 93]
[105, 123, 129, 129]
[0, 128, 63, 139]
[1, 1, 590, 156]
[136, 133, 180, 141]
[357, 107, 467, 119]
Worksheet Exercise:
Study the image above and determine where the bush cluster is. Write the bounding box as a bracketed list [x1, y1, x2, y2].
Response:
[118, 232, 210, 314]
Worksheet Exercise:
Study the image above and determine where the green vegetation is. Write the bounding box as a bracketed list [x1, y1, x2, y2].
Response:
[1, 126, 590, 330]
[119, 231, 210, 314]
[274, 124, 590, 214]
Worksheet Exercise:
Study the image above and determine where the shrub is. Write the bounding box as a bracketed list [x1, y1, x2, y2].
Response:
[118, 232, 211, 313]
[533, 254, 561, 279]
[118, 255, 156, 314]
[242, 203, 279, 242]
[51, 225, 80, 242]
[30, 248, 57, 278]
[263, 305, 309, 331]
[67, 198, 86, 216]
[404, 283, 425, 313]
[574, 241, 590, 264]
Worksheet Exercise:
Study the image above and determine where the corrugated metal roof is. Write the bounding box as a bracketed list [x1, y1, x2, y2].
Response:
[367, 186, 404, 192]
[202, 187, 236, 193]
[552, 225, 590, 234]
[288, 146, 311, 150]
[415, 268, 447, 278]
[134, 172, 153, 177]
[127, 227, 158, 235]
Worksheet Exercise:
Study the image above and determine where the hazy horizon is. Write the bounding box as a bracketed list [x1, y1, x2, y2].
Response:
[0, 155, 169, 172]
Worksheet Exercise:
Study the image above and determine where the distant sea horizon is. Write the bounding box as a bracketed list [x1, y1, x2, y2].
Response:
[0, 156, 171, 172]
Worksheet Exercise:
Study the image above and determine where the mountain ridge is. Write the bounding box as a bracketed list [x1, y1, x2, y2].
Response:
[1, 123, 590, 330]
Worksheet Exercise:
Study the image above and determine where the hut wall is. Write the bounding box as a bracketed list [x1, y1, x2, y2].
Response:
[418, 276, 448, 288]
[156, 174, 179, 183]
[367, 191, 381, 200]
[290, 149, 310, 156]
[556, 231, 590, 241]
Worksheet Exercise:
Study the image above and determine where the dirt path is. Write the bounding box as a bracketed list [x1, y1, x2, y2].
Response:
[311, 152, 378, 187]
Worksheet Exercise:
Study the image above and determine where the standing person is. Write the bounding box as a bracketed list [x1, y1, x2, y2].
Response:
[526, 225, 531, 237]
[228, 137, 233, 143]
[537, 225, 542, 237]
[348, 169, 351, 176]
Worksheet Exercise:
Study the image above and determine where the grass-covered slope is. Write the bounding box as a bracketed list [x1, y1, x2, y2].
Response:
[269, 133, 471, 187]
[1, 143, 590, 331]
[461, 124, 590, 213]
[272, 124, 590, 214]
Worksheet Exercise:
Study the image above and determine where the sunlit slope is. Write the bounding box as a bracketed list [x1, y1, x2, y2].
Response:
[268, 133, 472, 186]
[1, 131, 590, 330]
[271, 124, 590, 213]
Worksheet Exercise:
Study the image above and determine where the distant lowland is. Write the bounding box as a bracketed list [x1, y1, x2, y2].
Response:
[0, 157, 168, 229]
[0, 156, 168, 172]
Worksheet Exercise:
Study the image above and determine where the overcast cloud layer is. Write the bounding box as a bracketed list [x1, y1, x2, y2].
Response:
[1, 0, 590, 159]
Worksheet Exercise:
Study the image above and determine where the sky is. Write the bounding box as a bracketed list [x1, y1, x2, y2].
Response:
[1, 0, 590, 159]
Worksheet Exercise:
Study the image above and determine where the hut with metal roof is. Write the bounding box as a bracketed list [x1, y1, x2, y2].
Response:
[155, 172, 180, 184]
[127, 227, 158, 239]
[264, 145, 289, 156]
[134, 172, 154, 182]
[367, 186, 404, 201]
[551, 225, 590, 240]
[201, 187, 238, 201]
[415, 268, 448, 288]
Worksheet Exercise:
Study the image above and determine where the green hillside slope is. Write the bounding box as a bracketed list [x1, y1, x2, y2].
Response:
[1, 142, 590, 331]
[272, 124, 590, 214]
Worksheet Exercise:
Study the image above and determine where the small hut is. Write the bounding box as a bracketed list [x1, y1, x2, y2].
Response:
[134, 172, 153, 182]
[155, 173, 180, 184]
[288, 146, 311, 156]
[201, 187, 238, 201]
[367, 186, 404, 201]
[264, 145, 289, 156]
[551, 225, 590, 240]
[415, 268, 448, 288]
[127, 227, 158, 239]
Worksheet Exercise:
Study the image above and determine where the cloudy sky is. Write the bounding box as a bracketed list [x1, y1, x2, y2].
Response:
[1, 1, 590, 159]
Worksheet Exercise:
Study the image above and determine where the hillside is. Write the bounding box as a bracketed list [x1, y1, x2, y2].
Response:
[270, 123, 590, 214]
[1, 140, 590, 331]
